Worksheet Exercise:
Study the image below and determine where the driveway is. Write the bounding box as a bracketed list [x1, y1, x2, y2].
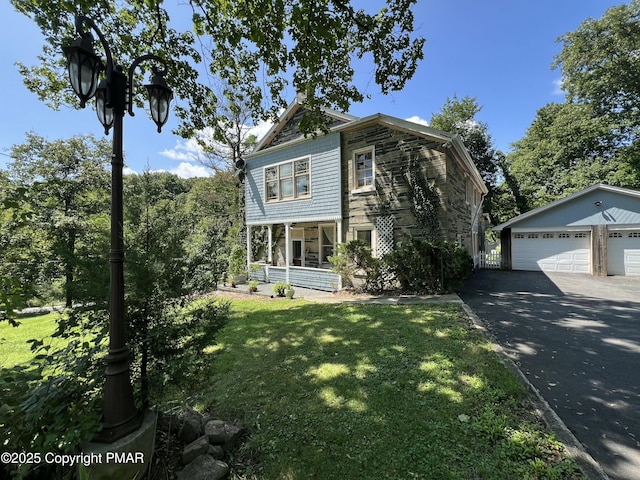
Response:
[457, 270, 640, 480]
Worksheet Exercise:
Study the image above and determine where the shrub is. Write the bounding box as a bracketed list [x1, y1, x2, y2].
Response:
[248, 280, 259, 293]
[0, 308, 107, 479]
[384, 235, 473, 294]
[272, 281, 290, 297]
[228, 245, 247, 277]
[328, 240, 385, 293]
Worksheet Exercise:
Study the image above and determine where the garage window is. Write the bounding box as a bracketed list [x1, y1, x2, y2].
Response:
[542, 233, 554, 238]
[558, 233, 570, 238]
[574, 233, 587, 238]
[527, 233, 539, 239]
[514, 233, 524, 239]
[630, 232, 640, 238]
[609, 232, 623, 238]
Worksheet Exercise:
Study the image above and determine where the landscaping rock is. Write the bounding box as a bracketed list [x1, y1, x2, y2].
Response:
[182, 435, 210, 465]
[179, 411, 203, 444]
[176, 454, 229, 480]
[204, 419, 244, 450]
[208, 445, 225, 460]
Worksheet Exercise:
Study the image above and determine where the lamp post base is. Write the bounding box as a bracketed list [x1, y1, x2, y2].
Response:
[81, 410, 156, 480]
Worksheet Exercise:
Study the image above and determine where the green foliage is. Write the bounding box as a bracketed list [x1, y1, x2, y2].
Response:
[228, 244, 247, 276]
[507, 102, 624, 209]
[331, 237, 473, 295]
[3, 133, 111, 308]
[507, 1, 640, 211]
[248, 280, 259, 293]
[140, 298, 231, 403]
[0, 308, 107, 479]
[429, 95, 511, 224]
[328, 240, 384, 293]
[272, 281, 291, 297]
[13, 0, 424, 139]
[404, 154, 441, 240]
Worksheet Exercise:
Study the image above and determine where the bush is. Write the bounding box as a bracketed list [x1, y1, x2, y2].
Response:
[0, 308, 107, 479]
[328, 240, 385, 293]
[272, 281, 290, 297]
[331, 237, 474, 295]
[384, 235, 473, 294]
[228, 245, 247, 277]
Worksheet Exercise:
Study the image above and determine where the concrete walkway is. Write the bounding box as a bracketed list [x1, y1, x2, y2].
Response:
[217, 281, 461, 304]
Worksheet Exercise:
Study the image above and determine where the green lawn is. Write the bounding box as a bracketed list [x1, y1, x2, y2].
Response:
[1, 299, 583, 479]
[0, 312, 61, 368]
[193, 297, 583, 480]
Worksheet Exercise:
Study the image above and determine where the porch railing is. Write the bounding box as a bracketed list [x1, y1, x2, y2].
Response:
[249, 263, 340, 292]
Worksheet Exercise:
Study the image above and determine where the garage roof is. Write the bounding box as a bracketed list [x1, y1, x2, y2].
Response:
[494, 184, 640, 231]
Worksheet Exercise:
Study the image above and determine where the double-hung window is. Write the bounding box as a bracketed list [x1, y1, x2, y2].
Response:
[265, 157, 310, 201]
[353, 147, 375, 191]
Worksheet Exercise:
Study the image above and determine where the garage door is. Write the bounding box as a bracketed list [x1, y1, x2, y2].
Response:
[607, 231, 640, 276]
[512, 232, 591, 273]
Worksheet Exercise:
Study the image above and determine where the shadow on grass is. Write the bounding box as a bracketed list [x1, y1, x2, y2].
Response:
[188, 298, 581, 480]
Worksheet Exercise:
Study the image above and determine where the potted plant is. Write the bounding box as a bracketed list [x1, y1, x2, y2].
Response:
[285, 286, 295, 299]
[272, 281, 290, 297]
[248, 280, 259, 294]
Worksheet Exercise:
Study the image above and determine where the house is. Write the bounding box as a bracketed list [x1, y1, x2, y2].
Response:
[243, 97, 488, 291]
[494, 184, 640, 276]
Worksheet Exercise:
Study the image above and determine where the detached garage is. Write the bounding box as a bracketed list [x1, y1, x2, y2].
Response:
[495, 184, 640, 276]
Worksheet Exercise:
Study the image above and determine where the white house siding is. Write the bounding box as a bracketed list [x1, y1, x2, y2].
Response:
[245, 132, 342, 225]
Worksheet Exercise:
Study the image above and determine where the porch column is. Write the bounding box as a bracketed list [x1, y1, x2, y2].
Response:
[284, 223, 291, 283]
[267, 225, 273, 283]
[336, 219, 343, 290]
[246, 224, 252, 276]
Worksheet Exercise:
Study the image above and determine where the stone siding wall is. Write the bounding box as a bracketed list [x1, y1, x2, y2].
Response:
[340, 123, 479, 253]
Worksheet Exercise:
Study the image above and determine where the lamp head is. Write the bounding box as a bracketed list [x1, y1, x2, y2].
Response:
[145, 69, 173, 133]
[63, 33, 103, 108]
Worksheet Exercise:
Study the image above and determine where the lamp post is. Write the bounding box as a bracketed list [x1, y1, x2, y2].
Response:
[63, 16, 173, 443]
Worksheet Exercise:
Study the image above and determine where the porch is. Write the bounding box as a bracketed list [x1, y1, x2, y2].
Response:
[246, 220, 343, 292]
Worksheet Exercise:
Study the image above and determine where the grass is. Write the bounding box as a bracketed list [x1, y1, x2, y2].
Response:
[190, 297, 583, 480]
[0, 312, 62, 368]
[1, 298, 583, 479]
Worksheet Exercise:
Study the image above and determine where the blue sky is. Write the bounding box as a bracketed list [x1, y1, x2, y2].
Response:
[1, 1, 624, 178]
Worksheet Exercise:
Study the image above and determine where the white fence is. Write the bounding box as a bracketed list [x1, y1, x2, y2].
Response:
[479, 251, 501, 270]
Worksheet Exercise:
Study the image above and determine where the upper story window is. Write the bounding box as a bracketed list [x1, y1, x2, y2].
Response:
[265, 157, 310, 202]
[353, 146, 375, 191]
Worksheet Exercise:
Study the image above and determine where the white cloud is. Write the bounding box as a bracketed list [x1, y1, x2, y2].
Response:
[160, 120, 275, 164]
[170, 162, 212, 178]
[552, 78, 566, 96]
[405, 115, 429, 127]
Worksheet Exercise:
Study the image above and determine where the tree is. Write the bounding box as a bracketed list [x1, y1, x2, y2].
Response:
[554, 1, 640, 141]
[6, 133, 111, 307]
[429, 95, 503, 221]
[507, 101, 629, 209]
[12, 0, 425, 139]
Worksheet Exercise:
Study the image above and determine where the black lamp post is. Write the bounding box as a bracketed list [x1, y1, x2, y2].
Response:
[63, 16, 173, 443]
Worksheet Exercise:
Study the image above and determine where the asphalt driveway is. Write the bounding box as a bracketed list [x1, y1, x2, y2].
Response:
[457, 270, 640, 480]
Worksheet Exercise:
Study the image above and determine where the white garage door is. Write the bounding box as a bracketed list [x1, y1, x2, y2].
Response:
[607, 231, 640, 276]
[512, 232, 591, 273]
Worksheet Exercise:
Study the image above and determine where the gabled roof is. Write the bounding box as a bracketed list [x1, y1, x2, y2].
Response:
[249, 102, 488, 195]
[253, 96, 358, 152]
[494, 184, 640, 231]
